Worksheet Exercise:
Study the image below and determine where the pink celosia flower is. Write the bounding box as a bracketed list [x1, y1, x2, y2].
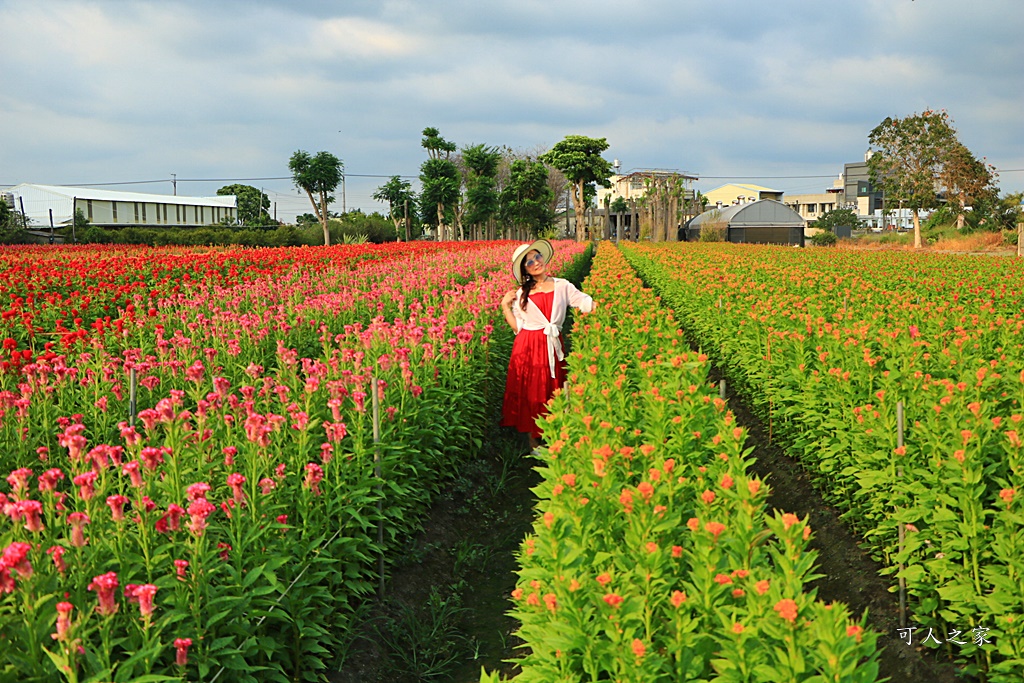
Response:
[73, 471, 98, 501]
[48, 545, 67, 574]
[174, 559, 188, 580]
[131, 584, 158, 619]
[259, 477, 276, 495]
[107, 494, 129, 522]
[68, 512, 91, 547]
[38, 468, 64, 492]
[88, 571, 119, 616]
[226, 473, 246, 505]
[187, 499, 215, 537]
[18, 499, 44, 532]
[2, 541, 33, 578]
[186, 482, 210, 502]
[122, 460, 144, 488]
[174, 637, 192, 666]
[52, 601, 74, 641]
[222, 446, 237, 467]
[304, 463, 324, 496]
[6, 467, 33, 497]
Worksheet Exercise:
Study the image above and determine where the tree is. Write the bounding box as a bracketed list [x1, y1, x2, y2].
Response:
[938, 142, 998, 230]
[461, 144, 502, 241]
[812, 207, 860, 233]
[289, 150, 343, 245]
[372, 176, 417, 241]
[419, 128, 459, 240]
[540, 136, 613, 242]
[217, 184, 272, 227]
[868, 110, 959, 248]
[499, 159, 555, 239]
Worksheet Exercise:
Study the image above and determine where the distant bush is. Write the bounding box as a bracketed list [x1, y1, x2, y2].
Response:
[76, 224, 307, 247]
[810, 230, 838, 246]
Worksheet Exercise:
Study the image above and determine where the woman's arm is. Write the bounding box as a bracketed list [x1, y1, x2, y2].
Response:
[563, 280, 596, 313]
[500, 288, 520, 332]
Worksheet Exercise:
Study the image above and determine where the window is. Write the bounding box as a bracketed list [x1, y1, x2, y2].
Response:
[175, 205, 180, 223]
[112, 202, 118, 222]
[141, 203, 147, 222]
[134, 203, 139, 223]
[86, 199, 93, 220]
[163, 204, 168, 224]
[200, 206, 205, 223]
[806, 203, 817, 214]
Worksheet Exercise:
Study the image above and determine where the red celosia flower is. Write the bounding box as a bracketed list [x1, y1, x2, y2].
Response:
[603, 593, 624, 608]
[174, 559, 188, 579]
[847, 624, 864, 642]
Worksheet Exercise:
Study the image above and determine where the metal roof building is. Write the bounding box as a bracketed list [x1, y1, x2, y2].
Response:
[684, 199, 805, 246]
[3, 183, 236, 228]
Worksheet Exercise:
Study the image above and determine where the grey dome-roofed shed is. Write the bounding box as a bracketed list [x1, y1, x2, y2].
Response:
[683, 199, 805, 246]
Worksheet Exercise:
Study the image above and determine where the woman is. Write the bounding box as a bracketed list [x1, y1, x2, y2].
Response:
[499, 240, 596, 451]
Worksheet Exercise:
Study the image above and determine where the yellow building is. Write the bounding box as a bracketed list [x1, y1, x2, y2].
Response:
[703, 183, 783, 208]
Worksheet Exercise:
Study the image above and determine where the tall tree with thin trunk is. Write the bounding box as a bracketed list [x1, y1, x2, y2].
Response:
[420, 127, 459, 241]
[540, 136, 613, 242]
[289, 150, 343, 245]
[867, 111, 957, 248]
[461, 144, 501, 241]
[372, 176, 417, 241]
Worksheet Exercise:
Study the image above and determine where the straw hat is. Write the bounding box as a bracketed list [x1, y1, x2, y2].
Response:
[510, 239, 554, 284]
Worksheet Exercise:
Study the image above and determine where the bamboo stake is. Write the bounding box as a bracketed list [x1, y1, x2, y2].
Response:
[897, 400, 907, 629]
[372, 376, 384, 599]
[128, 367, 137, 426]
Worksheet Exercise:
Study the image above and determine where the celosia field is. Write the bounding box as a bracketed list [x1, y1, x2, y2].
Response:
[7, 238, 1020, 683]
[620, 242, 1024, 682]
[0, 241, 589, 682]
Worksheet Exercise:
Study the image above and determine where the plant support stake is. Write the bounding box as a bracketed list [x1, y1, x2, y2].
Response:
[896, 400, 906, 629]
[128, 367, 137, 426]
[372, 375, 384, 599]
[719, 379, 726, 400]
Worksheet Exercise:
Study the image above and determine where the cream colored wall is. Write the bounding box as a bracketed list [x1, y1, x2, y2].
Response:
[704, 184, 783, 207]
[785, 192, 844, 222]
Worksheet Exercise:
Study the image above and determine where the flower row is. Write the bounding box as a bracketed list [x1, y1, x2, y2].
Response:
[481, 242, 879, 683]
[620, 242, 1024, 681]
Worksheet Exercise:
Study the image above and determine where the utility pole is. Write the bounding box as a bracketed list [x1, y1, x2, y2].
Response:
[342, 174, 347, 214]
[171, 174, 177, 196]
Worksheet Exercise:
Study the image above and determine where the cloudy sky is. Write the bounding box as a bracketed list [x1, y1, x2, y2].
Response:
[2, 0, 1021, 221]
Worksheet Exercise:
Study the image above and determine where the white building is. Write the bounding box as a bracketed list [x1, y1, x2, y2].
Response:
[3, 184, 237, 228]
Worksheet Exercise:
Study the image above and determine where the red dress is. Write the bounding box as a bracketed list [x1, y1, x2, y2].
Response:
[501, 290, 567, 439]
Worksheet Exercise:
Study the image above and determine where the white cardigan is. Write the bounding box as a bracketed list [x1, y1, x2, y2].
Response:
[511, 277, 595, 378]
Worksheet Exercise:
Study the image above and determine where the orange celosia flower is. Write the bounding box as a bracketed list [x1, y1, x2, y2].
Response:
[543, 593, 557, 612]
[847, 624, 863, 642]
[774, 598, 798, 623]
[755, 579, 770, 595]
[701, 489, 716, 504]
[781, 513, 799, 530]
[732, 622, 745, 634]
[603, 593, 624, 608]
[631, 639, 645, 658]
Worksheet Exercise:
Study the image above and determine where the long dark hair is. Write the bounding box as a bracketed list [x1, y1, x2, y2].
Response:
[519, 261, 535, 310]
